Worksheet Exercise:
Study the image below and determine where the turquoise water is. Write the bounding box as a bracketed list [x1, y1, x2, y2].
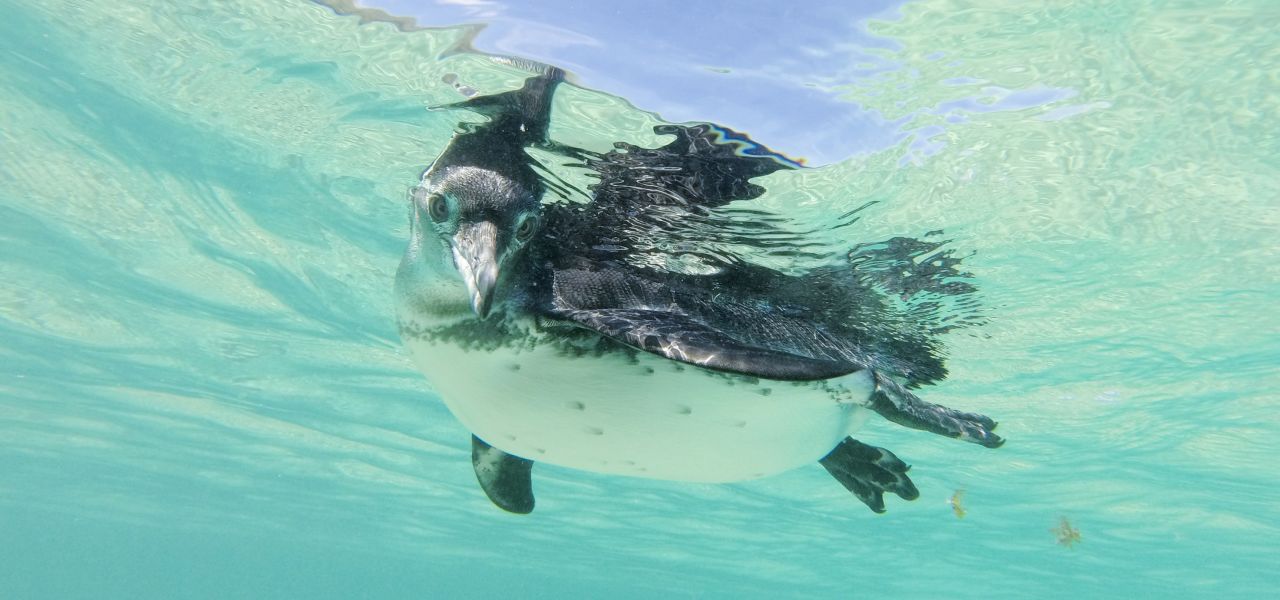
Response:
[2, 1, 1278, 598]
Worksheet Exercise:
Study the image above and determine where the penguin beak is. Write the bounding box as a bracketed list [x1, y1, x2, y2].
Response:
[451, 221, 500, 318]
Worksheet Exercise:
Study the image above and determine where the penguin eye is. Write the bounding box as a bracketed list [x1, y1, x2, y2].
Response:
[427, 194, 450, 222]
[514, 215, 538, 243]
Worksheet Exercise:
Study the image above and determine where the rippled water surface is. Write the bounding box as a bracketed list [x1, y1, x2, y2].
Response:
[2, 1, 1277, 598]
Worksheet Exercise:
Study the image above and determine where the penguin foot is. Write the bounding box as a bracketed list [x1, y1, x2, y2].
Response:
[819, 438, 919, 514]
[472, 435, 536, 514]
[870, 374, 1004, 448]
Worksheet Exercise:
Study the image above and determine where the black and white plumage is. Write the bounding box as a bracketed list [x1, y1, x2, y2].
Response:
[395, 63, 1002, 515]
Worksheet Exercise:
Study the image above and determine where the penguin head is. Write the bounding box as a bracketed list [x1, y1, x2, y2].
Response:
[410, 164, 542, 319]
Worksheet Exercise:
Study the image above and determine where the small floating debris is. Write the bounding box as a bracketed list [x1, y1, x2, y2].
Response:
[948, 489, 967, 519]
[1051, 516, 1082, 548]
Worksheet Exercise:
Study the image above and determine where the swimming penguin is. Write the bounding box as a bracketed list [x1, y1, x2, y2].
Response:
[395, 63, 1002, 514]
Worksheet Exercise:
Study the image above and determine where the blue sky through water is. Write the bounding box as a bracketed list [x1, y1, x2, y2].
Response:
[339, 0, 908, 165]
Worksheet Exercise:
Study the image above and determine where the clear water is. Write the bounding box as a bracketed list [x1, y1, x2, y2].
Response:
[2, 1, 1277, 598]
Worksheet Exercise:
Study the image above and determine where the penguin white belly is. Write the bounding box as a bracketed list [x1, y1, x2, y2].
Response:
[404, 338, 873, 482]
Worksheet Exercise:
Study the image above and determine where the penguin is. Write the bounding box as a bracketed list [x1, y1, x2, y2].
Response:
[395, 63, 1002, 515]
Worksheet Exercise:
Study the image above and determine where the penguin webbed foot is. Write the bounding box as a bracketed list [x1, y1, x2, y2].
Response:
[870, 374, 1004, 448]
[471, 435, 536, 514]
[819, 438, 919, 514]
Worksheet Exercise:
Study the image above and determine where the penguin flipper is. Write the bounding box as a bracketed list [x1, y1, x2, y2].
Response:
[819, 437, 919, 513]
[434, 67, 563, 144]
[554, 308, 859, 381]
[582, 122, 798, 211]
[870, 373, 1004, 448]
[471, 435, 535, 514]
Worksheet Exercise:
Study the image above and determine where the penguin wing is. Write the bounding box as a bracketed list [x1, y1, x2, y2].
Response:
[540, 124, 819, 283]
[551, 307, 860, 381]
[437, 62, 564, 145]
[584, 123, 800, 210]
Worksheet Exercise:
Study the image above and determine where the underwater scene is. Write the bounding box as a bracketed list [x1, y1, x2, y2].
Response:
[1, 0, 1277, 598]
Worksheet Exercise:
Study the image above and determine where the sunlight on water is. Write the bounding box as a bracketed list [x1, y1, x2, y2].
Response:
[1, 0, 1277, 598]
